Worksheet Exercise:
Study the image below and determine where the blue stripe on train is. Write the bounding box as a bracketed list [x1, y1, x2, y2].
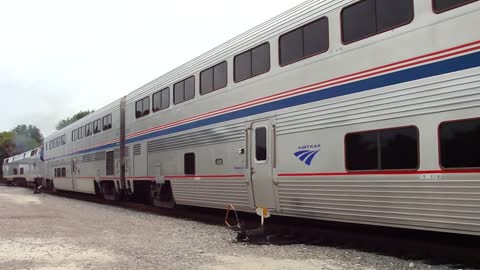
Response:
[72, 51, 480, 156]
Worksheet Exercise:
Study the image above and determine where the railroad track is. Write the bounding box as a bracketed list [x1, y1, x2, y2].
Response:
[32, 187, 480, 269]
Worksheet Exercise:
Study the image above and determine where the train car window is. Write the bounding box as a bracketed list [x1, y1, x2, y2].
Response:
[380, 127, 418, 169]
[200, 61, 228, 95]
[280, 17, 329, 66]
[341, 0, 413, 44]
[143, 96, 150, 116]
[234, 42, 270, 82]
[135, 99, 143, 118]
[62, 135, 66, 145]
[346, 126, 418, 170]
[135, 97, 150, 118]
[93, 119, 101, 134]
[184, 153, 195, 175]
[346, 131, 378, 170]
[103, 114, 112, 130]
[174, 76, 195, 104]
[13, 168, 18, 175]
[153, 87, 170, 112]
[433, 0, 478, 13]
[62, 167, 66, 177]
[20, 168, 24, 175]
[255, 127, 267, 161]
[439, 118, 480, 168]
[79, 126, 84, 139]
[106, 151, 114, 176]
[85, 122, 93, 137]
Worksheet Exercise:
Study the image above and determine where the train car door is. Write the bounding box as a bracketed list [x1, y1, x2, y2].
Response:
[250, 121, 276, 209]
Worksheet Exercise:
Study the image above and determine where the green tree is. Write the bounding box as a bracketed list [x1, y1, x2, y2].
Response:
[56, 110, 93, 130]
[11, 125, 43, 153]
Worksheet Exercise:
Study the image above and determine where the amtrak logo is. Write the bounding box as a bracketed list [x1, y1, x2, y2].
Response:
[294, 144, 320, 166]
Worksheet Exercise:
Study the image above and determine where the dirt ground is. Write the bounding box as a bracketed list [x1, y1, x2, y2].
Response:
[0, 186, 459, 270]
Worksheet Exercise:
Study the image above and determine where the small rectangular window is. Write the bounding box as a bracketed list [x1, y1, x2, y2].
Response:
[153, 87, 170, 112]
[79, 126, 84, 139]
[62, 167, 66, 177]
[61, 135, 66, 145]
[20, 168, 24, 175]
[93, 119, 101, 134]
[234, 43, 270, 82]
[341, 0, 413, 44]
[433, 0, 478, 13]
[184, 153, 195, 175]
[439, 118, 480, 168]
[106, 151, 114, 176]
[103, 114, 112, 130]
[174, 76, 195, 104]
[200, 61, 228, 95]
[85, 123, 93, 137]
[255, 127, 267, 161]
[280, 17, 329, 66]
[135, 97, 150, 118]
[345, 126, 418, 171]
[13, 168, 18, 175]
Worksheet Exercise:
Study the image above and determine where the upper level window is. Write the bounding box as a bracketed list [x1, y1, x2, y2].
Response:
[341, 0, 414, 44]
[153, 87, 170, 112]
[103, 114, 112, 130]
[93, 119, 101, 134]
[234, 42, 270, 83]
[439, 118, 480, 168]
[85, 122, 93, 137]
[61, 135, 66, 145]
[79, 126, 84, 139]
[200, 61, 228, 95]
[135, 97, 150, 118]
[345, 126, 418, 170]
[280, 17, 329, 66]
[174, 76, 195, 105]
[433, 0, 478, 13]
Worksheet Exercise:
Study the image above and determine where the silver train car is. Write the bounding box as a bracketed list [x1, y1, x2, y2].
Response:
[15, 0, 480, 235]
[2, 147, 43, 187]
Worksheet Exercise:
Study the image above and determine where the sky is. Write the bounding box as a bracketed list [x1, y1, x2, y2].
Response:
[0, 0, 305, 137]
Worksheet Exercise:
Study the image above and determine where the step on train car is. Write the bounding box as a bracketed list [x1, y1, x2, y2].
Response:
[7, 0, 480, 235]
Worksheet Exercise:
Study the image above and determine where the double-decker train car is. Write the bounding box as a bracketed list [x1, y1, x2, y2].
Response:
[2, 147, 43, 187]
[15, 0, 480, 235]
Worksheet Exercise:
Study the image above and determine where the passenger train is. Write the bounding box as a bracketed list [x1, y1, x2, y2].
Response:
[2, 147, 43, 187]
[3, 0, 480, 236]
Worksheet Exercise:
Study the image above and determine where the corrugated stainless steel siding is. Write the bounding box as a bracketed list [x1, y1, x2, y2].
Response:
[147, 122, 244, 152]
[277, 176, 480, 234]
[276, 70, 480, 135]
[170, 178, 250, 210]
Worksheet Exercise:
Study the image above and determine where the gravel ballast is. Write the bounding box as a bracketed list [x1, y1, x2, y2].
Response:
[0, 186, 461, 270]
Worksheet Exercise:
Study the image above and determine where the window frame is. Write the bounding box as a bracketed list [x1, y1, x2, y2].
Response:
[200, 61, 228, 95]
[344, 125, 420, 171]
[153, 87, 170, 112]
[93, 118, 101, 134]
[103, 114, 112, 131]
[340, 0, 414, 45]
[438, 117, 480, 170]
[135, 96, 150, 119]
[254, 126, 268, 163]
[234, 42, 271, 83]
[279, 16, 330, 67]
[184, 152, 196, 175]
[174, 76, 196, 105]
[432, 0, 478, 13]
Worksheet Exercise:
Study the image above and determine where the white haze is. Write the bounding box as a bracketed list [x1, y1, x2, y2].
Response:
[0, 0, 305, 137]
